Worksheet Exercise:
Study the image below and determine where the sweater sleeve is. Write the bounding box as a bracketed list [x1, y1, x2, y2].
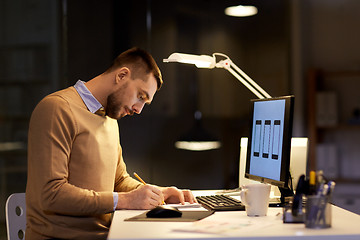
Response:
[114, 144, 142, 192]
[27, 95, 114, 216]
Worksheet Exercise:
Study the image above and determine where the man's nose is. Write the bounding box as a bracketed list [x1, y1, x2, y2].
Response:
[132, 102, 145, 114]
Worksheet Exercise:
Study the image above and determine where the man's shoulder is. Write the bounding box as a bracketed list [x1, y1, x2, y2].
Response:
[48, 86, 79, 101]
[40, 87, 81, 106]
[29, 87, 79, 131]
[33, 87, 80, 114]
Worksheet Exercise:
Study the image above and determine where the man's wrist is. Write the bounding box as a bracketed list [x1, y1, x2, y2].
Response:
[115, 192, 132, 210]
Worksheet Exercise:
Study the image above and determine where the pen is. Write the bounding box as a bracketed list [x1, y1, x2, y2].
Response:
[316, 170, 324, 185]
[326, 181, 336, 197]
[133, 172, 165, 205]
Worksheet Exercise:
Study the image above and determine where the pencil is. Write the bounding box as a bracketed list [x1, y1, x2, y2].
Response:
[133, 172, 165, 205]
[133, 172, 147, 185]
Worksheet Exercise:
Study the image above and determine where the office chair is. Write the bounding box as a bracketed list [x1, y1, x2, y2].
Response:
[5, 193, 26, 240]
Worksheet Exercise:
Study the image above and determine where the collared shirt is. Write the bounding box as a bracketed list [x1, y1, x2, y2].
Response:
[74, 80, 103, 114]
[73, 80, 119, 211]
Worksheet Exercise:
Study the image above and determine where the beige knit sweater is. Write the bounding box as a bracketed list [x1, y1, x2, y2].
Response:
[26, 87, 141, 240]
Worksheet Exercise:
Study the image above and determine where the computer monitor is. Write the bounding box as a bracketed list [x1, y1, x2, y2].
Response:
[245, 95, 295, 204]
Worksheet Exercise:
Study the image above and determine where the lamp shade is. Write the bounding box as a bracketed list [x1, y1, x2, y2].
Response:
[163, 53, 215, 68]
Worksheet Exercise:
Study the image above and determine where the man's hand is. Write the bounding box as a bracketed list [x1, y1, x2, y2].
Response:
[116, 185, 164, 210]
[160, 187, 197, 204]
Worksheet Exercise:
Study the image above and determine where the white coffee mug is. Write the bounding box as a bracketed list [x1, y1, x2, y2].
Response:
[240, 183, 271, 216]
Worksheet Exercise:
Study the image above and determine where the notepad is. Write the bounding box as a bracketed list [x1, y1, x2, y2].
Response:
[166, 202, 203, 209]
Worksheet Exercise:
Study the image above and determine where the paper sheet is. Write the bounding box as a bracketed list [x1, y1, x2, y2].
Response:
[173, 218, 275, 236]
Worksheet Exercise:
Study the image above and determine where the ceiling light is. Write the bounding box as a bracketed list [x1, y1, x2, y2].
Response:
[174, 111, 221, 151]
[225, 5, 258, 17]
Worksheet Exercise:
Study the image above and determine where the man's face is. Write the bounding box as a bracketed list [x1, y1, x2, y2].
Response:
[105, 73, 157, 120]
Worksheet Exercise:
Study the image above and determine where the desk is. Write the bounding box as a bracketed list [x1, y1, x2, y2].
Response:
[108, 191, 360, 240]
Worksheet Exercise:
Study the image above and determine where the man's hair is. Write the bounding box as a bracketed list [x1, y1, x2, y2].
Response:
[106, 47, 163, 90]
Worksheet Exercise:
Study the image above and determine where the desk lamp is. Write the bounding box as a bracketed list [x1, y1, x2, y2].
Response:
[163, 53, 271, 99]
[163, 52, 272, 151]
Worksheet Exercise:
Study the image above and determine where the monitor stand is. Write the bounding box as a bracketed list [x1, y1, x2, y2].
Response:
[269, 186, 294, 207]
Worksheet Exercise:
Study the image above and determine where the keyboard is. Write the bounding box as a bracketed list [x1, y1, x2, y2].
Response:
[196, 194, 245, 211]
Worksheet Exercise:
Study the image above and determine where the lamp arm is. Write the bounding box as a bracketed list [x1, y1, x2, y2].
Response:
[228, 61, 272, 99]
[213, 53, 272, 99]
[226, 66, 268, 99]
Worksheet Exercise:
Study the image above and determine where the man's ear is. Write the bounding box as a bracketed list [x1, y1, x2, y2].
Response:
[116, 67, 131, 83]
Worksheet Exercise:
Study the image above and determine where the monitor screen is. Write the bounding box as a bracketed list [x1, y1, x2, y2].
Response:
[245, 96, 294, 189]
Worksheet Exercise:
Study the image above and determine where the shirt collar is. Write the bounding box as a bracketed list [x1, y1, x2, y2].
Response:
[74, 80, 104, 114]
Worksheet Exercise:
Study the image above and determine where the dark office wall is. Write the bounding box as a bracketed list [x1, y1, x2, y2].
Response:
[66, 0, 115, 85]
[61, 0, 291, 189]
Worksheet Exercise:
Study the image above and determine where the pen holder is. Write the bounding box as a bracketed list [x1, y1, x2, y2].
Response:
[305, 195, 331, 229]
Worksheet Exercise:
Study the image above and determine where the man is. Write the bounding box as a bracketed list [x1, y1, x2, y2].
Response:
[26, 47, 196, 240]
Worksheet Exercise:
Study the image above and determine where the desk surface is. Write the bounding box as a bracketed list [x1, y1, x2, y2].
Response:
[108, 191, 360, 240]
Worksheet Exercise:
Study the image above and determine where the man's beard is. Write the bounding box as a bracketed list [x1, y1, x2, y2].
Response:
[105, 93, 122, 119]
[105, 82, 133, 119]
